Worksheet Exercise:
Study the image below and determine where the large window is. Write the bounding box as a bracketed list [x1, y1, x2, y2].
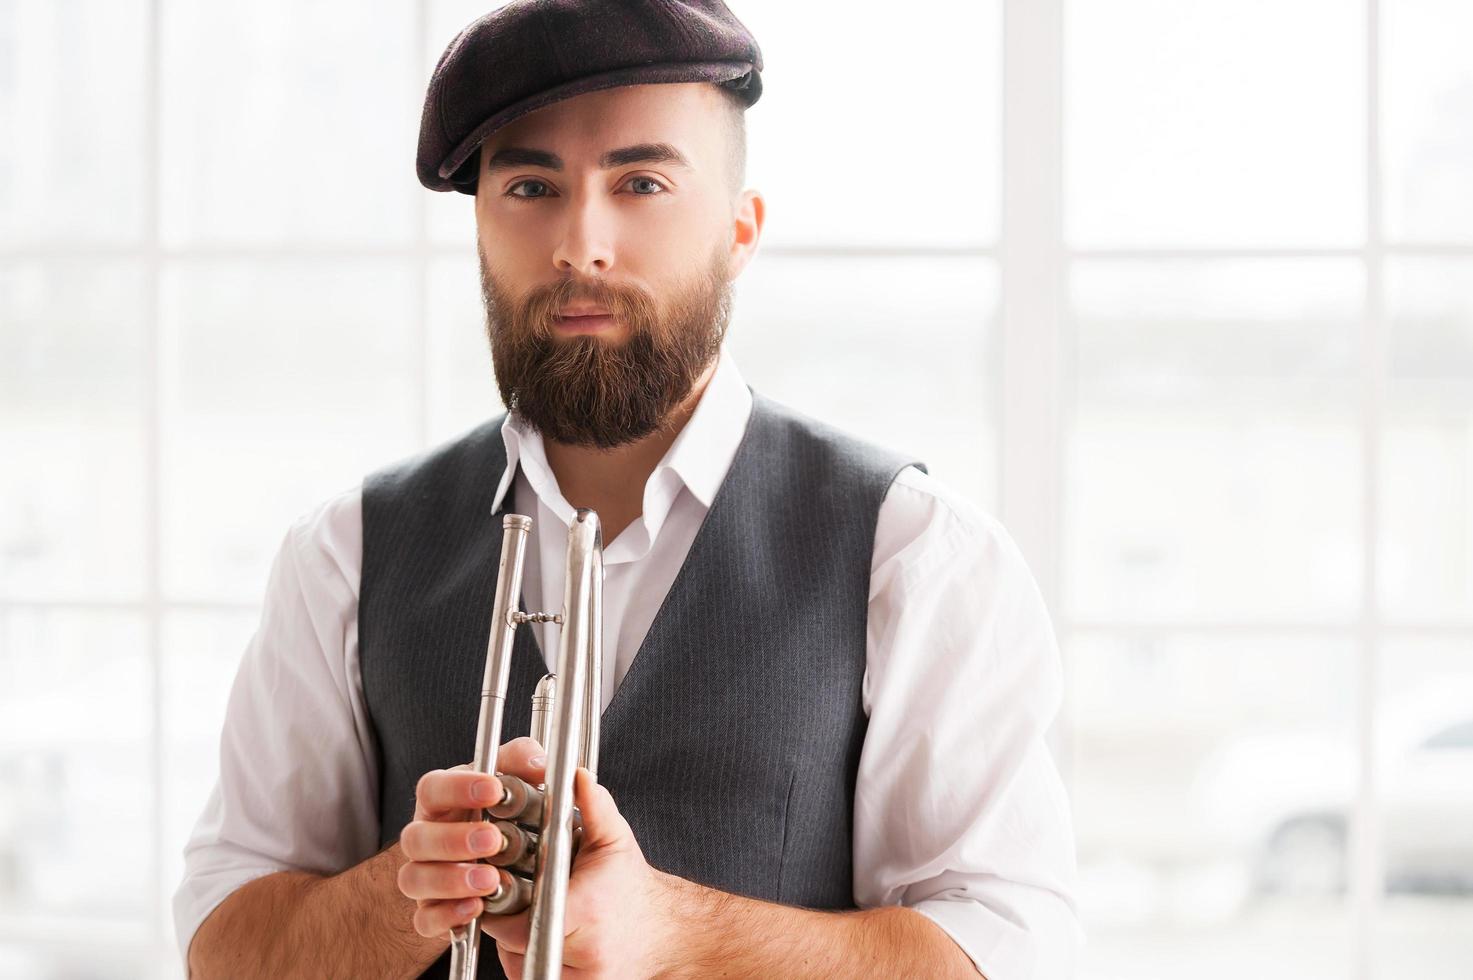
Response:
[1059, 1, 1473, 978]
[1, 1, 1468, 977]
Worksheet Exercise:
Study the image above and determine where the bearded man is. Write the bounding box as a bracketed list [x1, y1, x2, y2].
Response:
[174, 2, 1080, 978]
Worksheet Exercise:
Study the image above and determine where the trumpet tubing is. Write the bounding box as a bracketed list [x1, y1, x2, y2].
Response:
[446, 508, 604, 980]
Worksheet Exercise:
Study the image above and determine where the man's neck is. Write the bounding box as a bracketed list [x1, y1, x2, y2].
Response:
[541, 357, 720, 542]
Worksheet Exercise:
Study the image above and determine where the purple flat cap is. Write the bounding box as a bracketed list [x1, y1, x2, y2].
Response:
[417, 0, 764, 195]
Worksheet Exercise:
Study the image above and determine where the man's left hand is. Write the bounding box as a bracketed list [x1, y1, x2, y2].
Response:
[479, 750, 685, 979]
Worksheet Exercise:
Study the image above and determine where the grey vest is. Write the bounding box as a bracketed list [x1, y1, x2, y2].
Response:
[359, 390, 924, 979]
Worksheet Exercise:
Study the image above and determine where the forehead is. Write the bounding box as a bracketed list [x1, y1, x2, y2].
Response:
[481, 82, 723, 161]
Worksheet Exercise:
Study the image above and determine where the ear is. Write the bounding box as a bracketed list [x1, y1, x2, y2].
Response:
[726, 188, 765, 279]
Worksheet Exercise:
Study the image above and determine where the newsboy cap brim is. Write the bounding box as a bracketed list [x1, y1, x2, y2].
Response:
[416, 1, 764, 196]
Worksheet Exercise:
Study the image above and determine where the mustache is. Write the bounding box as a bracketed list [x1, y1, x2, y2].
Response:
[518, 276, 661, 337]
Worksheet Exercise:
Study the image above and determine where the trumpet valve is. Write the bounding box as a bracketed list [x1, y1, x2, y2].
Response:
[488, 820, 539, 875]
[488, 772, 544, 824]
[481, 872, 533, 916]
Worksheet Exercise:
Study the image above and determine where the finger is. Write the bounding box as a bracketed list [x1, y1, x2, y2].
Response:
[414, 767, 505, 821]
[573, 767, 633, 850]
[479, 906, 532, 952]
[400, 819, 509, 862]
[397, 860, 511, 902]
[413, 896, 483, 940]
[496, 736, 548, 784]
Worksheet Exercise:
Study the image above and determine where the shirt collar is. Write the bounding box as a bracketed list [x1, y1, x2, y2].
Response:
[488, 344, 753, 554]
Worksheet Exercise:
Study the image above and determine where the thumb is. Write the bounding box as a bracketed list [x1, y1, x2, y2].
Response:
[574, 767, 633, 850]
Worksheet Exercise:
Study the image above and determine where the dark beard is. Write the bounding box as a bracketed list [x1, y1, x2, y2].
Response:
[479, 242, 733, 449]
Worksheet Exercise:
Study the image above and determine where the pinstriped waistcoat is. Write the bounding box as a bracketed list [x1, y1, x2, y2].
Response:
[358, 390, 924, 979]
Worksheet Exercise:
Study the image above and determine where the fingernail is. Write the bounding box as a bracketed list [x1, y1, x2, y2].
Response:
[456, 898, 479, 916]
[470, 828, 502, 854]
[528, 755, 546, 768]
[469, 866, 498, 890]
[471, 778, 498, 803]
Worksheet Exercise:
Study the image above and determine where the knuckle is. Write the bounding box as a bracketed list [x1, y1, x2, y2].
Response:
[396, 862, 420, 897]
[415, 770, 439, 800]
[422, 897, 459, 934]
[400, 822, 423, 856]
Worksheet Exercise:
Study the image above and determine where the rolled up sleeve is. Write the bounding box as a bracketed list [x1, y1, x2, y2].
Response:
[855, 467, 1081, 979]
[171, 486, 380, 971]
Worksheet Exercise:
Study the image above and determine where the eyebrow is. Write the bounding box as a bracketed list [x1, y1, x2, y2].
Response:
[483, 142, 692, 174]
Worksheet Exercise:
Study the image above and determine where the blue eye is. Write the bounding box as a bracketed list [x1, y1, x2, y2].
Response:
[506, 179, 551, 199]
[503, 175, 668, 200]
[625, 176, 667, 196]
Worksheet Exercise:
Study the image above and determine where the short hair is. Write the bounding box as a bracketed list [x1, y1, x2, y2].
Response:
[712, 82, 748, 199]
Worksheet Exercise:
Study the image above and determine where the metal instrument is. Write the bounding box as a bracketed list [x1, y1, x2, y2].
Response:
[448, 508, 604, 980]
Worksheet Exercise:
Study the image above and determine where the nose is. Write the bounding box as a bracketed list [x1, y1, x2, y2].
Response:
[550, 191, 615, 278]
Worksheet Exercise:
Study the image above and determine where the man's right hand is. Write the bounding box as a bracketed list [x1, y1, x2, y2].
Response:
[396, 736, 548, 940]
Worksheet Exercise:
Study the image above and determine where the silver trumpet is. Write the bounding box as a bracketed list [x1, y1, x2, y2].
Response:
[448, 508, 604, 980]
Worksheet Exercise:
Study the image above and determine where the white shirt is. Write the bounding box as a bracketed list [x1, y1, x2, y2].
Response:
[174, 346, 1081, 979]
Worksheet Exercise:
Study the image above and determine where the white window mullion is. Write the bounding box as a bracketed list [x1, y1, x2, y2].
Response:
[413, 0, 432, 451]
[1353, 0, 1386, 976]
[1000, 0, 1065, 609]
[1000, 0, 1067, 762]
[143, 0, 166, 972]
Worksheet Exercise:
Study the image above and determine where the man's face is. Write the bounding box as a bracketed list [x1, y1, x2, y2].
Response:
[474, 82, 755, 449]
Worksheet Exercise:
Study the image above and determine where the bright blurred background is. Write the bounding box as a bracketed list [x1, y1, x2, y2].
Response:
[2, 0, 1471, 977]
